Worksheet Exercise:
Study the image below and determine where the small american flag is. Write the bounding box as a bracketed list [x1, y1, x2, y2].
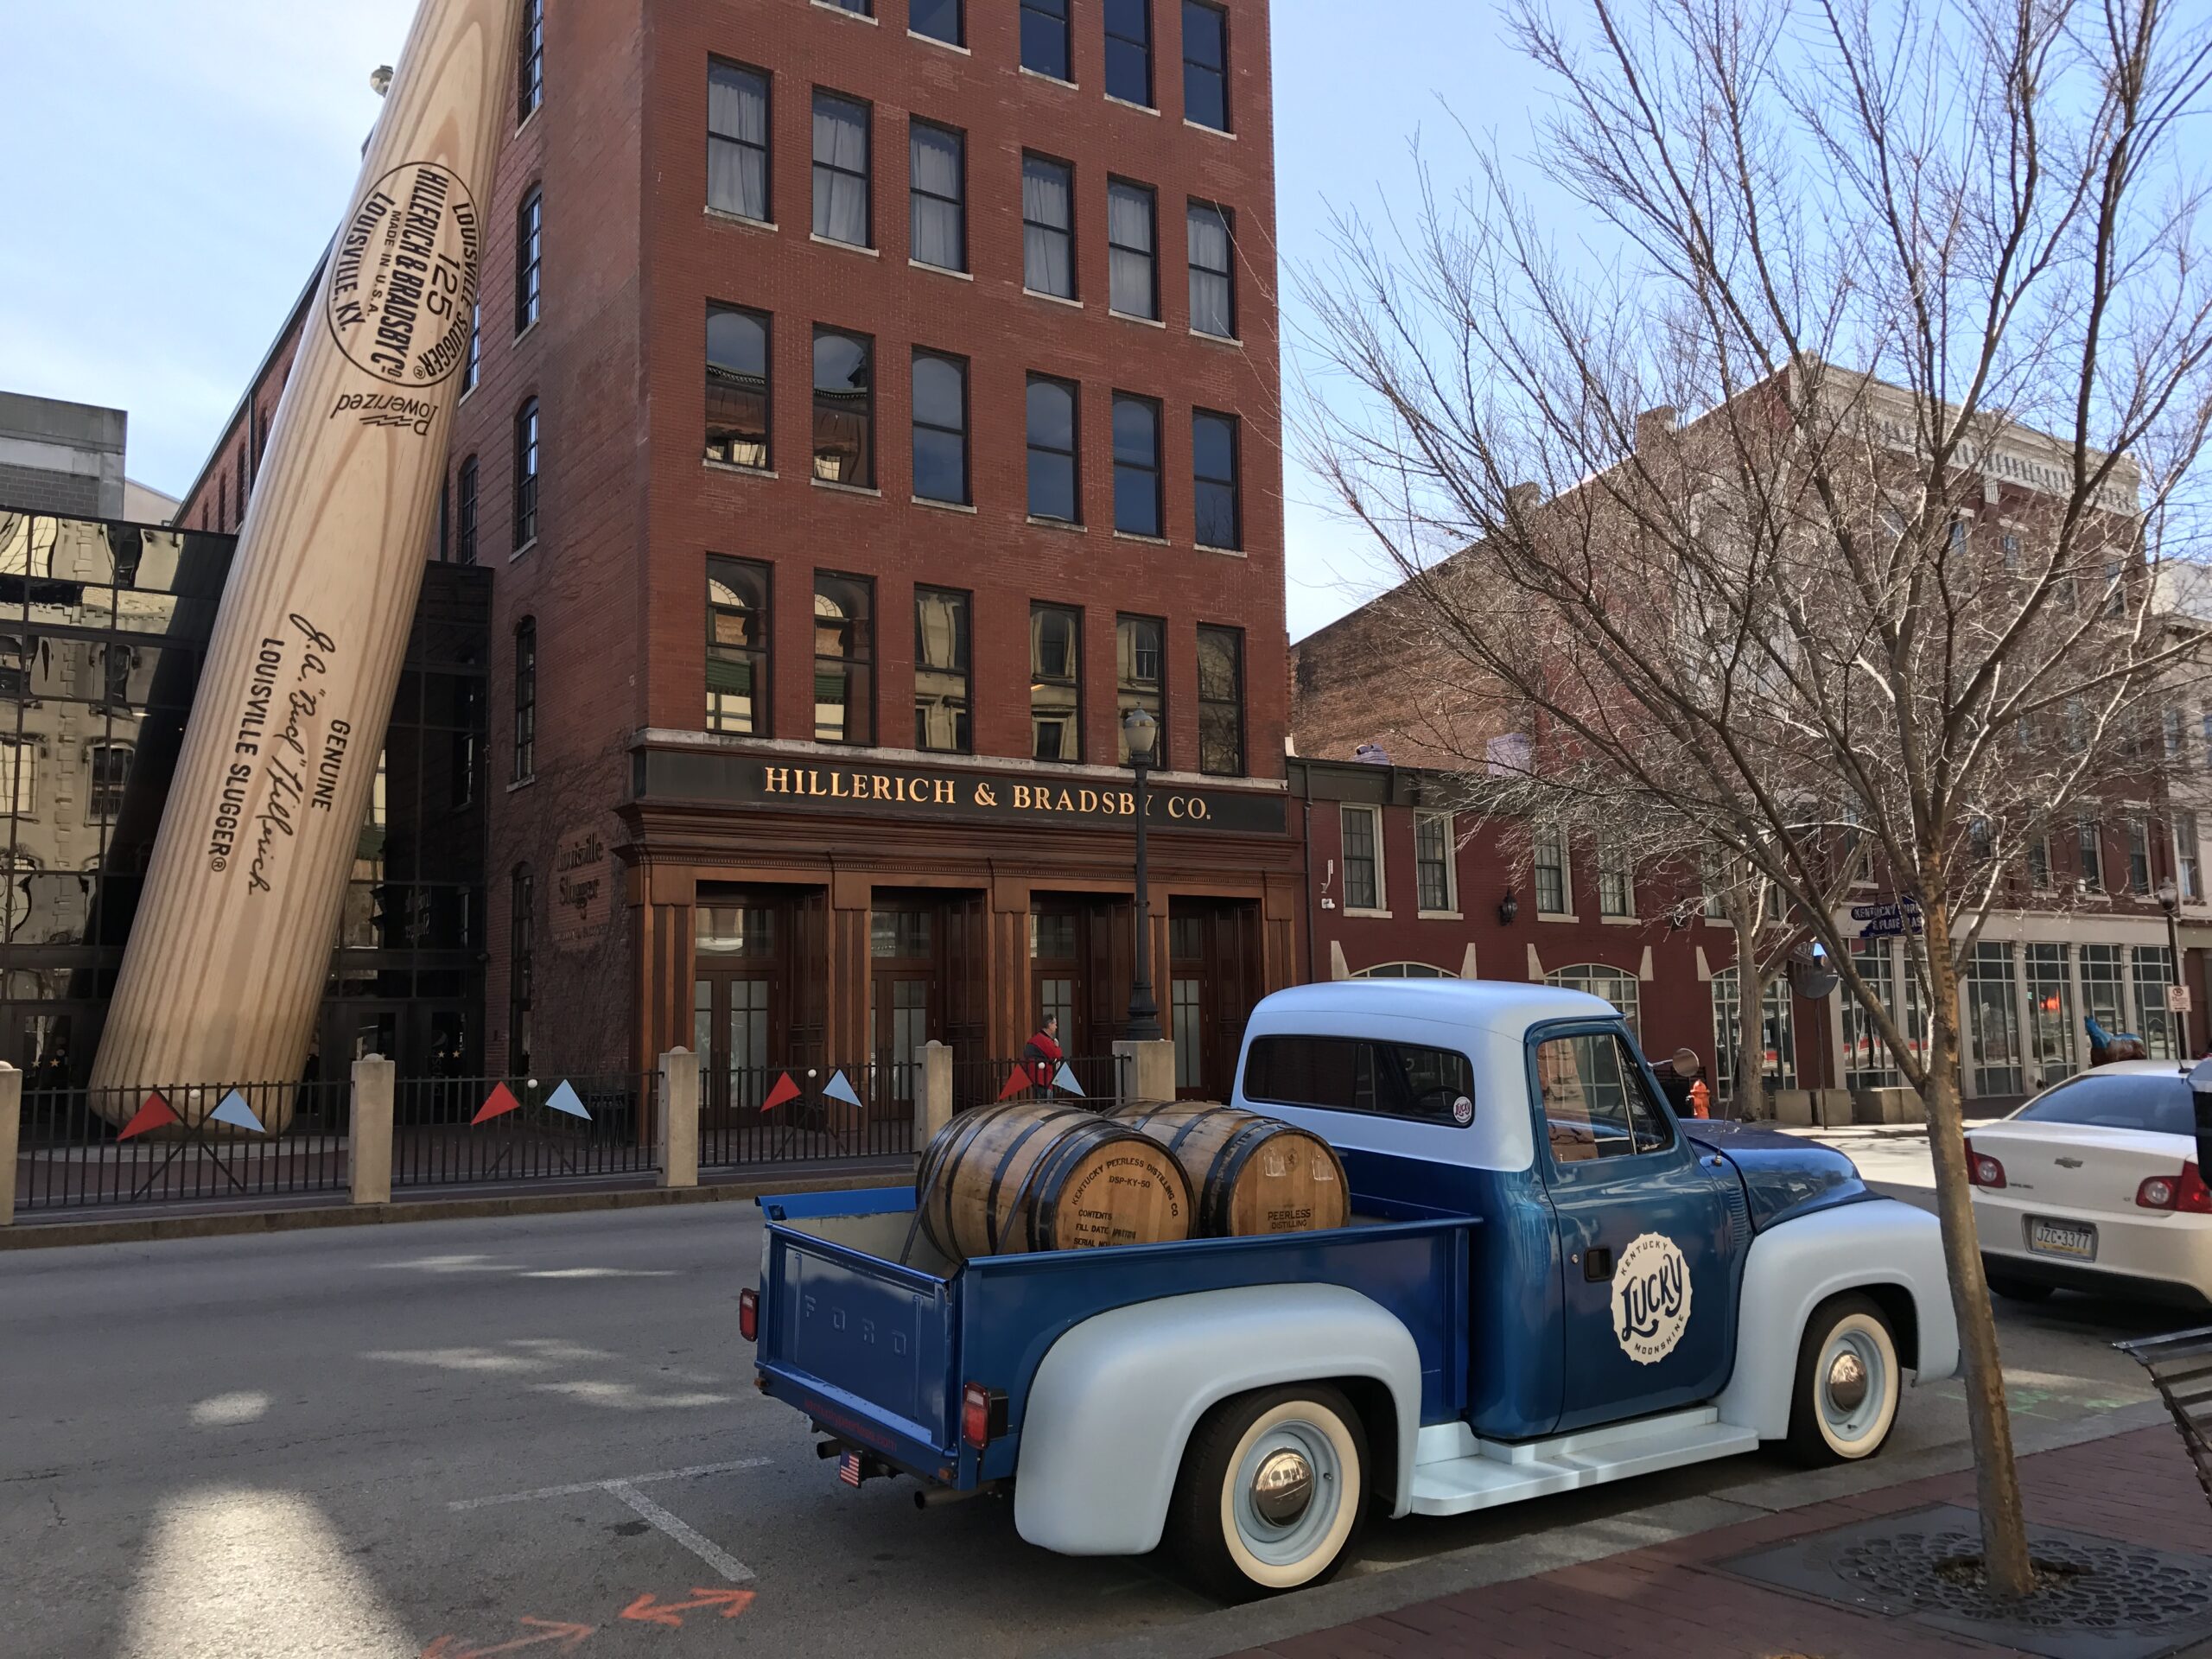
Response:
[836, 1450, 863, 1487]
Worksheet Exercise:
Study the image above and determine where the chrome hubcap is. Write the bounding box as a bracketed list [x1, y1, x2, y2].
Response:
[1250, 1449, 1314, 1525]
[1827, 1351, 1869, 1414]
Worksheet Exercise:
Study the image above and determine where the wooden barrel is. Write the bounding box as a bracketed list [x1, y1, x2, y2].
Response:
[916, 1102, 1194, 1261]
[1110, 1103, 1349, 1238]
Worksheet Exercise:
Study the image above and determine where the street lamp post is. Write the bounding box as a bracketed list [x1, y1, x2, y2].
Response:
[2157, 877, 2187, 1052]
[1122, 709, 1163, 1042]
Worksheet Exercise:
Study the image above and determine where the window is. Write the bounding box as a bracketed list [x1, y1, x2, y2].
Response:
[1031, 604, 1082, 760]
[1026, 374, 1079, 521]
[707, 61, 771, 222]
[1535, 1030, 1672, 1161]
[2128, 814, 2152, 894]
[812, 573, 874, 744]
[1243, 1035, 1477, 1126]
[1415, 812, 1453, 912]
[2000, 529, 2022, 569]
[455, 455, 478, 564]
[0, 740, 33, 817]
[1189, 408, 1241, 549]
[515, 187, 542, 333]
[914, 587, 971, 752]
[1710, 968, 1796, 1099]
[1022, 155, 1076, 297]
[2203, 709, 2212, 772]
[811, 91, 871, 247]
[811, 328, 874, 486]
[706, 304, 771, 469]
[238, 444, 248, 517]
[1598, 842, 1633, 917]
[2027, 831, 2051, 890]
[1112, 394, 1161, 536]
[2165, 707, 2186, 761]
[1182, 0, 1228, 130]
[509, 867, 534, 1075]
[1173, 977, 1203, 1090]
[1545, 964, 1641, 1038]
[1967, 943, 2024, 1096]
[1341, 804, 1381, 910]
[912, 0, 963, 46]
[86, 743, 130, 822]
[2133, 945, 2180, 1059]
[1116, 614, 1165, 765]
[512, 619, 536, 780]
[706, 556, 770, 734]
[825, 0, 872, 12]
[2025, 943, 2076, 1085]
[462, 303, 480, 394]
[1187, 201, 1234, 337]
[512, 397, 538, 550]
[1535, 825, 1569, 914]
[1104, 0, 1153, 105]
[2178, 810, 2202, 903]
[906, 121, 967, 273]
[1196, 625, 1243, 775]
[218, 476, 228, 532]
[2018, 1072, 2196, 1136]
[517, 0, 543, 124]
[1107, 180, 1158, 318]
[1021, 0, 1071, 79]
[2077, 813, 2104, 890]
[911, 351, 969, 505]
[1352, 963, 1456, 979]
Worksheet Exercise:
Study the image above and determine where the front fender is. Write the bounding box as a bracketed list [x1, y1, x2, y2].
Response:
[1713, 1198, 1961, 1440]
[1013, 1284, 1422, 1556]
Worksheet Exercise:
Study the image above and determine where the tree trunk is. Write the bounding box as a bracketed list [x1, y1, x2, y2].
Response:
[1734, 918, 1766, 1122]
[1921, 899, 2037, 1598]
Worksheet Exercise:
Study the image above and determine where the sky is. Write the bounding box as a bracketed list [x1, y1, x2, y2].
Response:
[0, 0, 1553, 640]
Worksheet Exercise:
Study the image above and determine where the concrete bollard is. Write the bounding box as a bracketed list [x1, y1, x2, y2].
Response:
[917, 1041, 953, 1147]
[658, 1047, 700, 1189]
[0, 1063, 18, 1226]
[350, 1055, 395, 1206]
[1113, 1038, 1177, 1107]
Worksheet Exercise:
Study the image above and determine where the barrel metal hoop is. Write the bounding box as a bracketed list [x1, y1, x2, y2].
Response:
[1204, 1119, 1275, 1232]
[1016, 1118, 1118, 1251]
[981, 1108, 1090, 1255]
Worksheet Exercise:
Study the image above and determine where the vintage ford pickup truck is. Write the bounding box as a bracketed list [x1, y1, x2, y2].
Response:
[741, 980, 1960, 1598]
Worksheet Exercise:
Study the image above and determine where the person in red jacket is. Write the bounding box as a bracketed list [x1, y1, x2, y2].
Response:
[1020, 1014, 1065, 1092]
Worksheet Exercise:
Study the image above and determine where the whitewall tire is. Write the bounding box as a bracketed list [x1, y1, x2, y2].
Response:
[1785, 1292, 1901, 1465]
[1166, 1383, 1369, 1601]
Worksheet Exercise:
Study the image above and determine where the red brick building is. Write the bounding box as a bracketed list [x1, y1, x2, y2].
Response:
[179, 0, 1300, 1103]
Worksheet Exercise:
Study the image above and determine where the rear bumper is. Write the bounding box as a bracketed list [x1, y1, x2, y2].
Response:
[1973, 1193, 2212, 1306]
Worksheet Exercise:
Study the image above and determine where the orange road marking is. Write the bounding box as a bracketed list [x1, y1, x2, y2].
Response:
[620, 1588, 759, 1628]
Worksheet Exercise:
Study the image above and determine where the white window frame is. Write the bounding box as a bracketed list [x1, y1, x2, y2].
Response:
[1413, 810, 1458, 917]
[1534, 824, 1573, 919]
[2177, 809, 2203, 905]
[1339, 804, 1388, 916]
[1597, 840, 1634, 920]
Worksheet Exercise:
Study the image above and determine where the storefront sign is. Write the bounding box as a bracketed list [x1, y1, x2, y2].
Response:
[551, 823, 613, 950]
[639, 749, 1288, 836]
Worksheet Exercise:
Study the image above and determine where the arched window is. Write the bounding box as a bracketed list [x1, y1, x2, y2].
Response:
[1546, 963, 1641, 1035]
[1709, 965, 1796, 1098]
[512, 398, 538, 551]
[1352, 963, 1455, 979]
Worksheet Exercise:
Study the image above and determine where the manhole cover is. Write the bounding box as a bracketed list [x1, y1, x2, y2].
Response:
[1724, 1503, 2212, 1659]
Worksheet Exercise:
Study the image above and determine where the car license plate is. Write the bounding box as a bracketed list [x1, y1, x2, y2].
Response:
[2026, 1217, 2097, 1261]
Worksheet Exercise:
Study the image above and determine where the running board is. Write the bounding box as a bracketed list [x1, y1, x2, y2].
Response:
[1407, 1407, 1760, 1516]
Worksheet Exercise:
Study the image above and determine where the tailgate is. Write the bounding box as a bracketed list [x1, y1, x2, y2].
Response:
[756, 1193, 959, 1471]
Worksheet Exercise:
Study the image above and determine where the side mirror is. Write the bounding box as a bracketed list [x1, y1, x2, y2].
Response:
[2190, 1058, 2212, 1173]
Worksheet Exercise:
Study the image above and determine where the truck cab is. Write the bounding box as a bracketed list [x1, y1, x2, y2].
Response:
[746, 979, 1959, 1600]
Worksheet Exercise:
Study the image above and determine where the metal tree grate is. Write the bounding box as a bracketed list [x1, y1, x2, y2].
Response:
[1834, 1525, 2212, 1630]
[2116, 1325, 2212, 1511]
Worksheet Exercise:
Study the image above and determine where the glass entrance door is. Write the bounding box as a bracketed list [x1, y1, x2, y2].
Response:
[696, 972, 772, 1117]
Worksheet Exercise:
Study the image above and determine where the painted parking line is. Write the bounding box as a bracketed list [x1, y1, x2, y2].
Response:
[451, 1458, 771, 1583]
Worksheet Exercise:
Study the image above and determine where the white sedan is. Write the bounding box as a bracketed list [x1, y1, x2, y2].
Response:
[1967, 1059, 2212, 1310]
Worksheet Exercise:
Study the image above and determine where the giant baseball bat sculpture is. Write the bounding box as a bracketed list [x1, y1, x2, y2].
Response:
[90, 0, 521, 1122]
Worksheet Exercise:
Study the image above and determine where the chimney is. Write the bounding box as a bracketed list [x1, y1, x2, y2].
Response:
[1635, 407, 1679, 454]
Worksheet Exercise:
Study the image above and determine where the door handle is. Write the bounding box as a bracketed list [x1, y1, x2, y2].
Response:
[1584, 1246, 1614, 1282]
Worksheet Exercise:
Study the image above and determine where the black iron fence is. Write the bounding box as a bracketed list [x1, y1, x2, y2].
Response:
[698, 1061, 916, 1170]
[14, 1079, 351, 1213]
[391, 1072, 658, 1189]
[949, 1053, 1123, 1115]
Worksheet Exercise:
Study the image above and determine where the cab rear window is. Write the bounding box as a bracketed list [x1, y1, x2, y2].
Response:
[2015, 1074, 2194, 1136]
[1243, 1035, 1475, 1125]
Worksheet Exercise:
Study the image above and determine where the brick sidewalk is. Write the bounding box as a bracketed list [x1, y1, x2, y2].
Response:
[1234, 1426, 2212, 1658]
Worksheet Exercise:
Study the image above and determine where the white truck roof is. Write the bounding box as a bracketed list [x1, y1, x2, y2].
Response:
[1249, 979, 1619, 1043]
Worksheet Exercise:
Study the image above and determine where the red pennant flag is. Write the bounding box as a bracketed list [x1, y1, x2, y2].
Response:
[118, 1092, 180, 1141]
[998, 1065, 1033, 1101]
[760, 1072, 801, 1114]
[472, 1082, 524, 1125]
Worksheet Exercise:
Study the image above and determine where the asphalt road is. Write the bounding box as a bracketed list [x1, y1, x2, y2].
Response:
[0, 1184, 2183, 1659]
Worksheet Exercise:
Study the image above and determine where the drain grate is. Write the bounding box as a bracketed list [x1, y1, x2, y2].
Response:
[1724, 1503, 2212, 1659]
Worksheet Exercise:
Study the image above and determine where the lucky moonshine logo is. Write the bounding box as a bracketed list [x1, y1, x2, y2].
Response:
[1611, 1232, 1692, 1364]
[327, 161, 480, 410]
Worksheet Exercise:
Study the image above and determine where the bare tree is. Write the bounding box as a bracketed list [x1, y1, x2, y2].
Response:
[1300, 0, 2212, 1598]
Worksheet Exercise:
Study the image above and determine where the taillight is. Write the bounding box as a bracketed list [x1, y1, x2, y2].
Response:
[962, 1382, 1007, 1450]
[2139, 1163, 2212, 1214]
[1966, 1141, 2006, 1189]
[738, 1287, 760, 1342]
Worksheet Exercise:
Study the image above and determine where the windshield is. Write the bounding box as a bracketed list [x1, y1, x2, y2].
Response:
[2013, 1073, 2195, 1137]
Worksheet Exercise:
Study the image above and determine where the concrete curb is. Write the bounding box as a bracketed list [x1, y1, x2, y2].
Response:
[1062, 1398, 2181, 1659]
[0, 1163, 913, 1251]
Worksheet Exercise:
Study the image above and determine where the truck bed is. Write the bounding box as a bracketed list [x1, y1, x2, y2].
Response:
[753, 1186, 1478, 1488]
